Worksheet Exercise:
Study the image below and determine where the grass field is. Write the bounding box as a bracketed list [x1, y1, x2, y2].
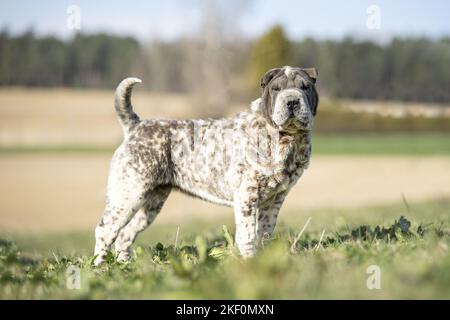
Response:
[313, 133, 450, 155]
[1, 199, 449, 299]
[1, 133, 450, 155]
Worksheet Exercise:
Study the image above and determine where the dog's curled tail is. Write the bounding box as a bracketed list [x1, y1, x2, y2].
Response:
[114, 77, 142, 134]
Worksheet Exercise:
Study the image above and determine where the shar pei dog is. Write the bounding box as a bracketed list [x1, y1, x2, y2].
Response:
[94, 66, 318, 265]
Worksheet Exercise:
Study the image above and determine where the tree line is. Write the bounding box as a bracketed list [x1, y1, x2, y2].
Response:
[0, 28, 449, 103]
[0, 31, 140, 88]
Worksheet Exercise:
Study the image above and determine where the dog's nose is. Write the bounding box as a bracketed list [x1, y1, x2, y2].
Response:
[287, 99, 300, 110]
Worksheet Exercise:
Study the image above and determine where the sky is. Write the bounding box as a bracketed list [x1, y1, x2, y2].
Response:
[0, 0, 449, 42]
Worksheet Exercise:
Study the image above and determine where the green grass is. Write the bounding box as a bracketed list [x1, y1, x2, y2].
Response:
[313, 133, 450, 155]
[1, 133, 449, 155]
[1, 199, 449, 299]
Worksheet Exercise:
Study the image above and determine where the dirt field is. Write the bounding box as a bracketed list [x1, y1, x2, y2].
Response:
[0, 88, 243, 147]
[1, 88, 449, 233]
[1, 154, 449, 233]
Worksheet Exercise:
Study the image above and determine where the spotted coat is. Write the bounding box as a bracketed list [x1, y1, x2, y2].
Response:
[94, 66, 319, 265]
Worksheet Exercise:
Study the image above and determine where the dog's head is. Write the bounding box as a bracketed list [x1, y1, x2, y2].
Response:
[258, 66, 318, 132]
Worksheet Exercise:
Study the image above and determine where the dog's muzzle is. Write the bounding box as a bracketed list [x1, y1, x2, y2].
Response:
[273, 89, 313, 130]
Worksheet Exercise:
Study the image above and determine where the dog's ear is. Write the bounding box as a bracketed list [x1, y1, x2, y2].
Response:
[311, 87, 319, 116]
[260, 68, 282, 89]
[302, 68, 318, 83]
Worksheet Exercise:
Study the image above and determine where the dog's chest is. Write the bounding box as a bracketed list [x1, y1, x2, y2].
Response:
[252, 133, 311, 202]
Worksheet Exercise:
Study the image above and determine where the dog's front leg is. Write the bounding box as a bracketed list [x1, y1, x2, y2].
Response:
[256, 192, 287, 243]
[233, 187, 259, 258]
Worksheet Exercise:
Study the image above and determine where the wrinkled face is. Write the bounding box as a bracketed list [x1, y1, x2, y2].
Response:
[260, 66, 319, 132]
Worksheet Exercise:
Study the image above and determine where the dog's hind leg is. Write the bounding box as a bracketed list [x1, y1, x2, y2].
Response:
[94, 156, 149, 266]
[94, 198, 144, 266]
[114, 186, 171, 262]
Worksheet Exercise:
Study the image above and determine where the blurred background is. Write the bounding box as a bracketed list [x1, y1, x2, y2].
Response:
[0, 0, 449, 236]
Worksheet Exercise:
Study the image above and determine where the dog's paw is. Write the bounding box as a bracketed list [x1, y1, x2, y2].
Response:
[237, 243, 257, 259]
[116, 251, 131, 263]
[93, 255, 106, 266]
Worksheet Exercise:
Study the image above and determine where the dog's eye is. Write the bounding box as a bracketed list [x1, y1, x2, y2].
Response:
[301, 83, 310, 90]
[271, 86, 280, 92]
